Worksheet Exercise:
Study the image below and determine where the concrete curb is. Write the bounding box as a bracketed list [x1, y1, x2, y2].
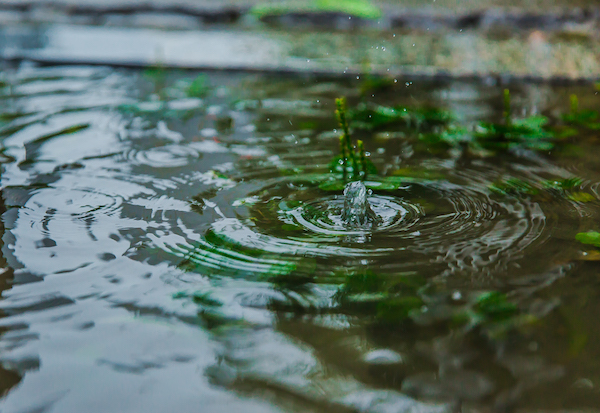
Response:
[1, 25, 598, 84]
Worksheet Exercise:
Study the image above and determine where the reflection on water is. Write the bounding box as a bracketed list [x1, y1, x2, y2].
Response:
[1, 66, 600, 412]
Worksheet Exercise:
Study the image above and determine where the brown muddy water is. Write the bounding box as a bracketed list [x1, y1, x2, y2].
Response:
[0, 65, 599, 412]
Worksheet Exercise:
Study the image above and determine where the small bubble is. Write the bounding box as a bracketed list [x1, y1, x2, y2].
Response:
[412, 43, 415, 46]
[357, 75, 360, 80]
[452, 291, 462, 300]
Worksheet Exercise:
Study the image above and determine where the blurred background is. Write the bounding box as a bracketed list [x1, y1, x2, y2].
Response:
[1, 0, 599, 79]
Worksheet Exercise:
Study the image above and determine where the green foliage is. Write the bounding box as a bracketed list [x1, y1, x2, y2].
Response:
[250, 0, 381, 19]
[576, 231, 600, 247]
[474, 115, 555, 151]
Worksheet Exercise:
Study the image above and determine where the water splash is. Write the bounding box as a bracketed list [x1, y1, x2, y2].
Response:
[341, 181, 382, 228]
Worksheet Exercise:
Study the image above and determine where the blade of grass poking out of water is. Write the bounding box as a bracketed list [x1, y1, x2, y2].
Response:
[336, 97, 358, 177]
[357, 140, 367, 180]
[333, 97, 375, 181]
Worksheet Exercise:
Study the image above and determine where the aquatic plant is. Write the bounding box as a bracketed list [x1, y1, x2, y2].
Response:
[331, 97, 375, 181]
[575, 231, 600, 247]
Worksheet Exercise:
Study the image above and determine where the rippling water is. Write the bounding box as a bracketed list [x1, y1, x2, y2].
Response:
[1, 66, 600, 412]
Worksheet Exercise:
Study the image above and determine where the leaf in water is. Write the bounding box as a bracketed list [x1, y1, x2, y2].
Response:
[567, 192, 596, 203]
[575, 231, 600, 247]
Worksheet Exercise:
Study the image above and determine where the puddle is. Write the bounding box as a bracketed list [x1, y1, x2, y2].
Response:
[1, 66, 600, 412]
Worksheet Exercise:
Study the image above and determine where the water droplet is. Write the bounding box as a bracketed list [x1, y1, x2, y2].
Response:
[452, 291, 462, 300]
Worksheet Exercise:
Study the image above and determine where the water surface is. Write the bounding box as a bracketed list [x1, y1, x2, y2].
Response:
[1, 66, 600, 412]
